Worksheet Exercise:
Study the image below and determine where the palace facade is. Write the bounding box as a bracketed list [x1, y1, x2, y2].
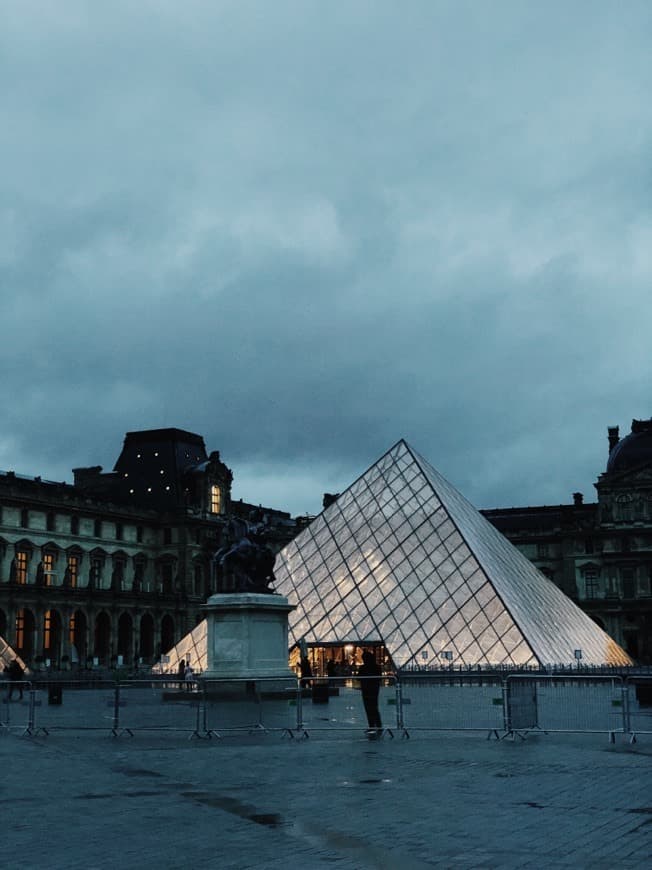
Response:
[0, 428, 297, 669]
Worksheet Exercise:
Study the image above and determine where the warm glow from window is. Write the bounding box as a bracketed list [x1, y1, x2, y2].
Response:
[44, 553, 55, 586]
[16, 551, 28, 584]
[68, 555, 79, 588]
[210, 485, 221, 514]
[44, 609, 54, 651]
[15, 609, 25, 649]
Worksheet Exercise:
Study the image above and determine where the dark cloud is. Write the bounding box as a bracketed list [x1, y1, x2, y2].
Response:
[2, 2, 652, 515]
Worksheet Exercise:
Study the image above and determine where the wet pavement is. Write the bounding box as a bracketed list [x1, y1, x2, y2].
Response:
[2, 716, 651, 869]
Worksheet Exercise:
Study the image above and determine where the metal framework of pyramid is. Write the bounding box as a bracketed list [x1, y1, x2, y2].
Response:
[153, 618, 207, 675]
[0, 636, 28, 675]
[273, 440, 631, 669]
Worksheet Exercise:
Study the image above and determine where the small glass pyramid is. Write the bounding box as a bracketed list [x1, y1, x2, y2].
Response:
[273, 440, 631, 669]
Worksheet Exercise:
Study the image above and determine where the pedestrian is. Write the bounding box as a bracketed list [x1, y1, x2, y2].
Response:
[178, 659, 186, 690]
[184, 663, 194, 691]
[299, 656, 312, 688]
[6, 659, 25, 701]
[358, 649, 382, 735]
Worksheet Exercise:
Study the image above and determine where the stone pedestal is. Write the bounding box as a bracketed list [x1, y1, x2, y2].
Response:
[201, 593, 296, 681]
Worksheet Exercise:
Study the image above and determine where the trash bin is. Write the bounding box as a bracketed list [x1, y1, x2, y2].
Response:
[48, 683, 63, 705]
[311, 680, 329, 704]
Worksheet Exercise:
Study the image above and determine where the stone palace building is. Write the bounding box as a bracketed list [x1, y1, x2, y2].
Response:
[0, 428, 297, 669]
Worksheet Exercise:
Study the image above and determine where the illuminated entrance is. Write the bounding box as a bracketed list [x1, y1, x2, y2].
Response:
[290, 642, 389, 676]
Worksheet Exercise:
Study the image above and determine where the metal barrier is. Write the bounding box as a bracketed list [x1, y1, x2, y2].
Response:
[397, 674, 506, 737]
[115, 679, 203, 737]
[27, 680, 118, 735]
[1, 681, 33, 735]
[202, 677, 297, 738]
[9, 672, 651, 743]
[624, 675, 652, 743]
[503, 675, 626, 741]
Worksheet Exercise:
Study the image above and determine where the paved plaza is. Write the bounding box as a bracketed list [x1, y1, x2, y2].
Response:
[2, 693, 652, 870]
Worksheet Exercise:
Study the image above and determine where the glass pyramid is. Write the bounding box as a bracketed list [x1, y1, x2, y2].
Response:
[0, 636, 29, 676]
[273, 440, 632, 669]
[152, 618, 207, 675]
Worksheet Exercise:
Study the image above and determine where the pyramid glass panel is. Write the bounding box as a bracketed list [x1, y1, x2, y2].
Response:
[274, 439, 632, 669]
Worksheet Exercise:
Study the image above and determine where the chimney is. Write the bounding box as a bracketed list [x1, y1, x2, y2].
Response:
[573, 492, 583, 506]
[72, 466, 103, 488]
[607, 426, 619, 452]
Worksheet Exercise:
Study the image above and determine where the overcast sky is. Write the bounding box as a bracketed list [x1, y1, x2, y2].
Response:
[2, 1, 652, 517]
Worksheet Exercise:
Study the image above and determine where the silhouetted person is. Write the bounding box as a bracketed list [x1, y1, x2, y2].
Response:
[358, 650, 382, 733]
[300, 656, 312, 688]
[178, 659, 186, 690]
[6, 659, 25, 700]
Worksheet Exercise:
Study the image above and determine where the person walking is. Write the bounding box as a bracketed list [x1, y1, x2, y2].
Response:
[358, 649, 382, 735]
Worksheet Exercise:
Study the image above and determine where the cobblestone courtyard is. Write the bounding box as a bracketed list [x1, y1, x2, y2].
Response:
[2, 713, 651, 869]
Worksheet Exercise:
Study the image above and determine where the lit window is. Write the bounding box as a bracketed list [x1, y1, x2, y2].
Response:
[67, 554, 79, 588]
[16, 551, 28, 584]
[43, 610, 55, 652]
[210, 485, 221, 514]
[69, 613, 78, 646]
[15, 609, 26, 649]
[44, 553, 55, 586]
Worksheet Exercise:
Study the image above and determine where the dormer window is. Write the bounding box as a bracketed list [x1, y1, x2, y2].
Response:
[210, 485, 221, 514]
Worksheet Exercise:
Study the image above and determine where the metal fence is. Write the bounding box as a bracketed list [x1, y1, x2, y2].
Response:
[624, 675, 652, 742]
[503, 675, 626, 741]
[2, 673, 651, 741]
[1, 681, 32, 734]
[397, 674, 506, 736]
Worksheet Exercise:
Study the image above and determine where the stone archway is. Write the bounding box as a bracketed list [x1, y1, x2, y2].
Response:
[69, 610, 88, 664]
[15, 608, 35, 660]
[160, 614, 175, 656]
[94, 611, 111, 665]
[43, 608, 63, 664]
[139, 613, 154, 661]
[117, 612, 133, 663]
